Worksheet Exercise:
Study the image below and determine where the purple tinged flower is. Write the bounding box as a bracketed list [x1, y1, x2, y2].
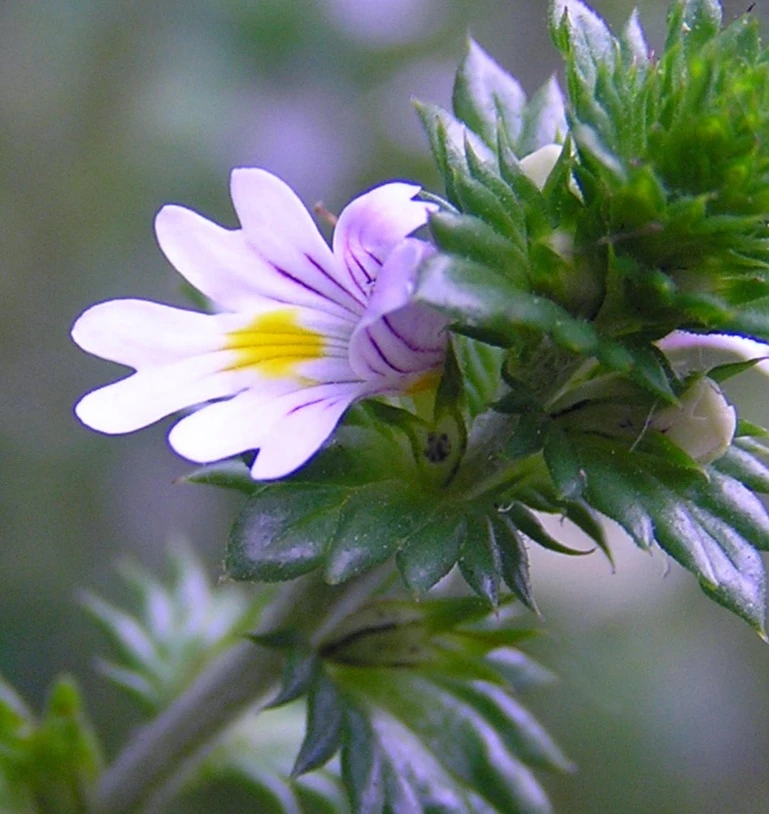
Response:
[72, 170, 447, 479]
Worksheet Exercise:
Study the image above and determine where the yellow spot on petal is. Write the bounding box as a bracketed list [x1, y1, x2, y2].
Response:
[406, 367, 442, 395]
[225, 309, 325, 378]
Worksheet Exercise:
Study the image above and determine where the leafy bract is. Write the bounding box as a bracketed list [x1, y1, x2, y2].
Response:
[263, 597, 571, 814]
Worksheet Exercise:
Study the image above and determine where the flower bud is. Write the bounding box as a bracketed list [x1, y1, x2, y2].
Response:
[651, 376, 736, 464]
[519, 143, 563, 190]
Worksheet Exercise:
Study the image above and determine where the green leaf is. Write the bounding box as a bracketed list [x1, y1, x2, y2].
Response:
[228, 483, 346, 582]
[451, 334, 506, 420]
[543, 423, 586, 499]
[550, 0, 617, 87]
[459, 514, 502, 606]
[267, 650, 319, 710]
[518, 76, 568, 156]
[707, 357, 768, 383]
[183, 459, 258, 494]
[338, 670, 556, 814]
[492, 515, 539, 612]
[503, 503, 594, 557]
[268, 596, 568, 813]
[675, 0, 723, 51]
[574, 432, 768, 635]
[396, 513, 467, 594]
[293, 673, 344, 777]
[453, 38, 527, 148]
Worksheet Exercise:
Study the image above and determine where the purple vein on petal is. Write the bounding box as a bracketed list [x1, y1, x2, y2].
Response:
[365, 328, 411, 375]
[382, 314, 444, 355]
[343, 247, 373, 297]
[305, 254, 366, 310]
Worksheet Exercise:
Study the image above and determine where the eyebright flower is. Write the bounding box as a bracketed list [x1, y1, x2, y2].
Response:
[72, 170, 447, 479]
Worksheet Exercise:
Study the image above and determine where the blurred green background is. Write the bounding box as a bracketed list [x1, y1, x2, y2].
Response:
[1, 0, 768, 811]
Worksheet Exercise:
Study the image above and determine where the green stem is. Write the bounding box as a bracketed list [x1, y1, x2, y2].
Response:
[94, 567, 390, 813]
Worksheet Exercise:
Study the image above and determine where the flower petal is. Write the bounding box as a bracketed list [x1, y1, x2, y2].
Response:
[349, 239, 447, 381]
[230, 169, 365, 315]
[169, 381, 365, 479]
[72, 299, 234, 368]
[250, 383, 366, 479]
[155, 206, 274, 312]
[74, 352, 248, 434]
[659, 331, 769, 377]
[333, 182, 436, 299]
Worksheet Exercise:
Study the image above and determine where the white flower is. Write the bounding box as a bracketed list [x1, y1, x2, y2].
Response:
[72, 170, 448, 479]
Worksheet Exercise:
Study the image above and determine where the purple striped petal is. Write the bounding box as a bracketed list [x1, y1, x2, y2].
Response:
[333, 182, 436, 300]
[349, 239, 447, 383]
[230, 169, 366, 316]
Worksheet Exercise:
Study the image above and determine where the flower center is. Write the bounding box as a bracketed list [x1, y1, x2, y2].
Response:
[225, 309, 325, 378]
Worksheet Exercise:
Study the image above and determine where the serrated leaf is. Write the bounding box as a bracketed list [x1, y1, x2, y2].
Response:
[228, 484, 344, 582]
[715, 443, 769, 493]
[453, 39, 527, 148]
[85, 546, 257, 711]
[323, 481, 433, 584]
[459, 514, 502, 606]
[396, 513, 466, 594]
[575, 433, 768, 634]
[436, 679, 575, 773]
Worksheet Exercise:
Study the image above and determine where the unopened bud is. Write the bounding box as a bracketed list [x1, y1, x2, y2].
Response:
[519, 143, 563, 190]
[652, 376, 736, 463]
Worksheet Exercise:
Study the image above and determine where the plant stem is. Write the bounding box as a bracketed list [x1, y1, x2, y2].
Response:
[94, 568, 389, 813]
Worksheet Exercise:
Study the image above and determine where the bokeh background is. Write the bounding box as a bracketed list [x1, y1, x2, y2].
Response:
[1, 0, 767, 811]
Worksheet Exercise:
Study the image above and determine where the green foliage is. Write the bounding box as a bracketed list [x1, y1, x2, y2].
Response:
[0, 675, 102, 813]
[82, 544, 268, 712]
[263, 596, 571, 814]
